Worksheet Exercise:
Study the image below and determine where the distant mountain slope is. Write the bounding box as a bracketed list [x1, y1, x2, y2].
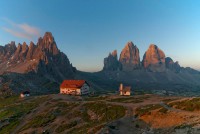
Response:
[77, 70, 200, 95]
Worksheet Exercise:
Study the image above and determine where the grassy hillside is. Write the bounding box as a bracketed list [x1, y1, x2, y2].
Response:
[0, 95, 126, 134]
[1, 94, 200, 134]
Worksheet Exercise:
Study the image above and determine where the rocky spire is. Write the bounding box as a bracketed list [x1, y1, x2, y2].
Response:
[3, 41, 17, 60]
[20, 42, 29, 60]
[142, 44, 166, 72]
[165, 57, 181, 73]
[37, 32, 59, 55]
[26, 41, 36, 60]
[119, 41, 140, 71]
[103, 50, 121, 71]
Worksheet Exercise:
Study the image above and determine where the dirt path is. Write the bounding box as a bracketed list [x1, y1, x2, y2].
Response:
[160, 101, 183, 112]
[97, 96, 200, 134]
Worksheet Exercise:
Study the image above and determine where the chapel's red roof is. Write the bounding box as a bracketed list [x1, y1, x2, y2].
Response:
[60, 80, 88, 89]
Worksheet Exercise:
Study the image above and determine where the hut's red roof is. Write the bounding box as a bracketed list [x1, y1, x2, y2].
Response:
[60, 80, 88, 89]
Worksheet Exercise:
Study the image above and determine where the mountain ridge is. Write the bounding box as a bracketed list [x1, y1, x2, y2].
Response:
[0, 32, 75, 82]
[103, 41, 199, 74]
[0, 32, 75, 95]
[0, 33, 200, 96]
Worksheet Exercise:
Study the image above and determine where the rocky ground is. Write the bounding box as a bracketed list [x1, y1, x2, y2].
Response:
[1, 94, 200, 134]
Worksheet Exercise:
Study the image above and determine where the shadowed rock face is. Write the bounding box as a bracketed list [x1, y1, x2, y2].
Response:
[103, 50, 122, 71]
[165, 57, 181, 73]
[119, 42, 140, 71]
[0, 32, 75, 81]
[142, 44, 166, 72]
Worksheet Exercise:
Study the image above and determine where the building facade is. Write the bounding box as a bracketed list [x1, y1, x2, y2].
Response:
[60, 80, 90, 95]
[119, 83, 131, 96]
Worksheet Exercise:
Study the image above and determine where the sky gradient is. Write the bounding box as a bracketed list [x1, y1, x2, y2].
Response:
[0, 0, 200, 72]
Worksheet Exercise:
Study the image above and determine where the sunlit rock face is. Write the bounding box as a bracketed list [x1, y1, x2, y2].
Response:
[0, 32, 75, 81]
[142, 44, 166, 72]
[119, 42, 140, 71]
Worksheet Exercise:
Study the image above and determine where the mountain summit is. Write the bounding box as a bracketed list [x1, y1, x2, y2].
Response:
[103, 50, 121, 71]
[0, 32, 75, 81]
[142, 44, 166, 72]
[119, 41, 140, 71]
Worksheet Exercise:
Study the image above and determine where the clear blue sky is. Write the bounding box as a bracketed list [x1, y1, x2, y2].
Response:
[0, 0, 200, 72]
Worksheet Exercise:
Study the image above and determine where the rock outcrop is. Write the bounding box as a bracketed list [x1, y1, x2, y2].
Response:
[165, 57, 181, 73]
[0, 32, 75, 81]
[119, 42, 140, 71]
[26, 41, 36, 60]
[0, 41, 16, 61]
[103, 50, 121, 71]
[142, 44, 166, 72]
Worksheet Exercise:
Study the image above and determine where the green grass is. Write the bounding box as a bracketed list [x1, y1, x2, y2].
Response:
[84, 96, 108, 101]
[108, 97, 143, 103]
[0, 119, 20, 134]
[66, 102, 126, 134]
[1, 95, 127, 134]
[108, 96, 150, 103]
[0, 102, 37, 120]
[135, 104, 162, 116]
[83, 102, 125, 122]
[162, 98, 177, 103]
[174, 124, 193, 129]
[18, 100, 79, 132]
[20, 111, 56, 131]
[169, 98, 200, 111]
[56, 102, 79, 116]
[67, 123, 105, 134]
[0, 96, 19, 109]
[158, 107, 168, 114]
[0, 96, 49, 134]
[55, 121, 78, 133]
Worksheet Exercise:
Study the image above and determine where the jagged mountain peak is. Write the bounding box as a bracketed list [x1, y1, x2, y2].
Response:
[111, 50, 117, 58]
[165, 57, 181, 73]
[29, 41, 35, 48]
[37, 32, 59, 55]
[149, 44, 157, 48]
[103, 50, 121, 71]
[43, 32, 54, 42]
[119, 41, 140, 71]
[124, 41, 137, 49]
[142, 44, 166, 72]
[0, 32, 75, 82]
